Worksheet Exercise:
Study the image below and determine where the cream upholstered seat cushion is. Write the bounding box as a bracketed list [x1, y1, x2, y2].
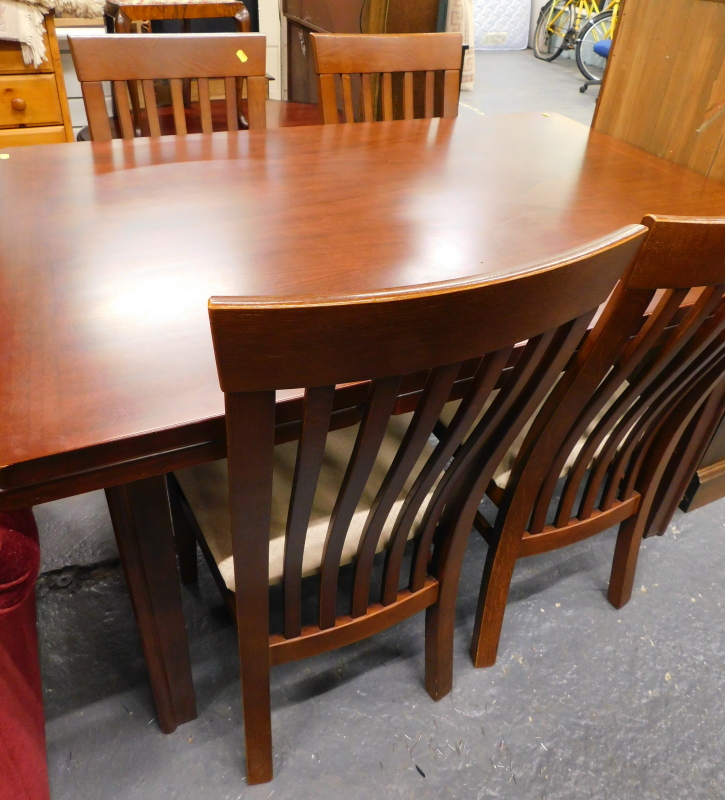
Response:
[174, 413, 436, 592]
[439, 379, 628, 491]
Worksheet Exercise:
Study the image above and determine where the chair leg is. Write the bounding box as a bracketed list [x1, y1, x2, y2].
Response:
[236, 600, 273, 783]
[424, 507, 480, 701]
[424, 601, 453, 701]
[167, 475, 198, 585]
[607, 515, 644, 609]
[470, 532, 519, 668]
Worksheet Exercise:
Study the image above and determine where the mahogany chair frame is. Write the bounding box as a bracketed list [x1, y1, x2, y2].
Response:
[172, 225, 644, 783]
[310, 32, 463, 124]
[69, 32, 268, 141]
[458, 216, 725, 669]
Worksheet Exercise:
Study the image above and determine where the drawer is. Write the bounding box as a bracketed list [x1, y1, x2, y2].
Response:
[0, 125, 67, 147]
[0, 75, 62, 127]
[0, 36, 52, 73]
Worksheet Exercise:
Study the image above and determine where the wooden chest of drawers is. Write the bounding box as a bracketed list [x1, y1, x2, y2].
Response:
[0, 15, 73, 147]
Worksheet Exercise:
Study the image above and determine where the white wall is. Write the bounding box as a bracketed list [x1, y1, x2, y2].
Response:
[258, 0, 282, 100]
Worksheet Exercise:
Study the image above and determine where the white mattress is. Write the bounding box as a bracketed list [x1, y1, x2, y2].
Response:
[473, 0, 531, 50]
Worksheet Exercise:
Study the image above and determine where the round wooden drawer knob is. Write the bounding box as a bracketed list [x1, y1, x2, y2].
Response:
[11, 98, 27, 112]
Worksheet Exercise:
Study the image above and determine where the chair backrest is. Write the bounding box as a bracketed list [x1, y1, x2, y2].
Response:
[485, 216, 725, 546]
[207, 225, 645, 651]
[69, 33, 267, 141]
[310, 33, 463, 124]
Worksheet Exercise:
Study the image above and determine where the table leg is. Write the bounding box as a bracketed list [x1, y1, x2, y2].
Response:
[105, 476, 197, 734]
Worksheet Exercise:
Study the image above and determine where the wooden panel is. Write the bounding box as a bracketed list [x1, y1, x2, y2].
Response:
[0, 75, 63, 127]
[386, 0, 439, 33]
[0, 124, 66, 147]
[594, 0, 725, 181]
[0, 36, 52, 73]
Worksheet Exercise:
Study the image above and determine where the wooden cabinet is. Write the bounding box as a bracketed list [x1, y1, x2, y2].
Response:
[283, 0, 441, 104]
[0, 15, 73, 147]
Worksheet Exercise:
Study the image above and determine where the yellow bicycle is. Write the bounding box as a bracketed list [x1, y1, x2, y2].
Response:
[575, 0, 620, 83]
[533, 0, 608, 61]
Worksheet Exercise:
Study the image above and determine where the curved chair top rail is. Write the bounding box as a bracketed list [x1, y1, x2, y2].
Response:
[209, 225, 647, 392]
[68, 33, 267, 82]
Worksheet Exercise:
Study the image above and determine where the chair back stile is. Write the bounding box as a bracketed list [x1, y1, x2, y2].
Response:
[69, 33, 268, 141]
[464, 215, 725, 670]
[310, 33, 463, 124]
[205, 223, 646, 783]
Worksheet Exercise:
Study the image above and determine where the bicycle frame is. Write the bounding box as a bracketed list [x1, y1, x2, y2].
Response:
[545, 0, 603, 39]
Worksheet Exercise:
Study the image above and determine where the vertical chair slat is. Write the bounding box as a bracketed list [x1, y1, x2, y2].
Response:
[246, 76, 268, 130]
[318, 376, 402, 630]
[382, 350, 511, 606]
[226, 390, 276, 785]
[646, 379, 725, 537]
[350, 363, 462, 618]
[141, 79, 161, 137]
[318, 73, 339, 123]
[382, 72, 393, 121]
[407, 331, 561, 592]
[442, 69, 459, 118]
[409, 317, 595, 594]
[224, 76, 240, 131]
[83, 82, 113, 141]
[341, 73, 355, 123]
[601, 299, 725, 510]
[197, 77, 213, 134]
[543, 287, 686, 530]
[403, 71, 414, 120]
[361, 73, 374, 121]
[575, 288, 725, 522]
[113, 81, 135, 139]
[283, 385, 336, 639]
[169, 78, 187, 136]
[424, 71, 435, 118]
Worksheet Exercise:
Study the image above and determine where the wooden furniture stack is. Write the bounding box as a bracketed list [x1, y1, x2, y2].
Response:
[0, 15, 73, 147]
[593, 0, 725, 510]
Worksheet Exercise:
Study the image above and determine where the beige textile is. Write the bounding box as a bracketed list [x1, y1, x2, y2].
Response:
[116, 0, 242, 4]
[440, 380, 629, 491]
[0, 0, 102, 65]
[446, 0, 474, 92]
[175, 413, 438, 592]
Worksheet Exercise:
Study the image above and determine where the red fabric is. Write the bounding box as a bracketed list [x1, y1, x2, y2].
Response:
[0, 511, 50, 800]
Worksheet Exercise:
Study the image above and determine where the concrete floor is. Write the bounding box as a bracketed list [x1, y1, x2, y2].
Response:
[38, 52, 725, 800]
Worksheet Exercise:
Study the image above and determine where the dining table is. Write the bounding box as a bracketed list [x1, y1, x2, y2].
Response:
[2, 110, 725, 734]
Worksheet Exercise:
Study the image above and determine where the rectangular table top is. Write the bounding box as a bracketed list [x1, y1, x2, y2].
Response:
[2, 112, 725, 507]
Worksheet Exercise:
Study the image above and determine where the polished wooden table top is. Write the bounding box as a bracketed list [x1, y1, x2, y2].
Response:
[2, 112, 725, 506]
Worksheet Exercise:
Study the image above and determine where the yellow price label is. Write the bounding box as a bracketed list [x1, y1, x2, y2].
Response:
[0, 154, 9, 160]
[236, 49, 248, 63]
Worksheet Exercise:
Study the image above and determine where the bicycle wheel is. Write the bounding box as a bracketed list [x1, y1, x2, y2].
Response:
[534, 0, 574, 62]
[575, 11, 613, 81]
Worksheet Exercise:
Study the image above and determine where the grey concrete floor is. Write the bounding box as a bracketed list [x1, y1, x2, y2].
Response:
[38, 51, 725, 800]
[41, 503, 725, 799]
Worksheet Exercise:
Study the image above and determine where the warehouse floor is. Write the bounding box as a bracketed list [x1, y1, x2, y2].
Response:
[39, 53, 725, 800]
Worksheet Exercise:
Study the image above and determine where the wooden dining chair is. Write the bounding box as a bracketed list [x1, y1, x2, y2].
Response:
[69, 33, 267, 141]
[310, 32, 463, 124]
[168, 225, 645, 783]
[452, 215, 725, 670]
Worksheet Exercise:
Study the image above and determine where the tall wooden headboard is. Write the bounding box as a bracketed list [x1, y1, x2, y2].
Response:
[593, 0, 725, 182]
